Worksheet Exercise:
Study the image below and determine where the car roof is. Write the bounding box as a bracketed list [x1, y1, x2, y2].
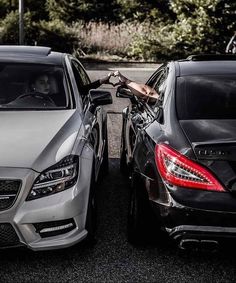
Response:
[0, 45, 65, 65]
[176, 54, 236, 76]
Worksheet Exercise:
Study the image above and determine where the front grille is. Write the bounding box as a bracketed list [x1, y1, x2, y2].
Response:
[0, 223, 20, 247]
[0, 180, 21, 210]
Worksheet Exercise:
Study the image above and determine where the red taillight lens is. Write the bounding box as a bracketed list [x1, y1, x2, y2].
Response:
[155, 144, 225, 192]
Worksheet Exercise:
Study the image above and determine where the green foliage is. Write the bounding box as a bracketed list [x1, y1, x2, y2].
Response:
[127, 22, 177, 60]
[128, 0, 236, 60]
[36, 20, 79, 53]
[169, 0, 236, 54]
[24, 0, 49, 21]
[117, 0, 174, 22]
[0, 10, 19, 44]
[0, 0, 17, 19]
[46, 0, 121, 23]
[0, 0, 236, 60]
[0, 10, 36, 44]
[0, 0, 48, 20]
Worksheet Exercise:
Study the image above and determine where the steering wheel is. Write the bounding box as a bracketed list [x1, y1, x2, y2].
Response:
[16, 92, 56, 106]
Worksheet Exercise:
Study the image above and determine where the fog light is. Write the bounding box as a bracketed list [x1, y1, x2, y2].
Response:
[33, 219, 76, 238]
[40, 223, 74, 233]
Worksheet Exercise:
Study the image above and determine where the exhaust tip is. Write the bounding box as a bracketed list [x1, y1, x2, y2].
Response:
[200, 240, 219, 252]
[179, 239, 219, 252]
[179, 239, 199, 250]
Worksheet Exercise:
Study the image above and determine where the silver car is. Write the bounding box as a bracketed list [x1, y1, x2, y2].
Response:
[0, 46, 112, 250]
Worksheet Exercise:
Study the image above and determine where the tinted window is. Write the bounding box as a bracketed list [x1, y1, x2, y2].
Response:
[0, 63, 68, 110]
[148, 67, 169, 112]
[176, 75, 236, 119]
[71, 60, 90, 86]
[71, 60, 90, 105]
[153, 69, 168, 99]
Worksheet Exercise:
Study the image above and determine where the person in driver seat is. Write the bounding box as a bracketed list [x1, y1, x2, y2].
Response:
[7, 73, 56, 108]
[21, 73, 56, 106]
[30, 74, 51, 95]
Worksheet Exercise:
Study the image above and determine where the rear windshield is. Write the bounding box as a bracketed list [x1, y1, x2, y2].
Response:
[0, 63, 69, 110]
[176, 75, 236, 119]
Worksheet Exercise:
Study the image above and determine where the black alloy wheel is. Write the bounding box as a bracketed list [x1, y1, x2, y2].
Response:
[85, 168, 97, 245]
[100, 117, 109, 174]
[120, 118, 129, 175]
[98, 116, 109, 181]
[127, 171, 154, 244]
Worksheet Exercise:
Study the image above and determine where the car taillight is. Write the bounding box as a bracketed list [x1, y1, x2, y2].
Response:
[155, 144, 225, 192]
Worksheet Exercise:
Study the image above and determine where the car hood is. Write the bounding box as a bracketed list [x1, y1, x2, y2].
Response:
[0, 110, 81, 171]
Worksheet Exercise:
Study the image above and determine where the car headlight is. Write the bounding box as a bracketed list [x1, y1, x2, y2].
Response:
[27, 155, 79, 201]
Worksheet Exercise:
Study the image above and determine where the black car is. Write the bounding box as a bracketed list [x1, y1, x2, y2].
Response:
[118, 54, 236, 251]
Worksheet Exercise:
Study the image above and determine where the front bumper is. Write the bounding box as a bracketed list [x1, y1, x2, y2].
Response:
[14, 187, 89, 251]
[0, 158, 92, 251]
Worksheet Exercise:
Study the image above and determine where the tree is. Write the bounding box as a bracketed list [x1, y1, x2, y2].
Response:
[0, 0, 18, 19]
[170, 0, 236, 54]
[0, 10, 36, 45]
[0, 0, 48, 20]
[127, 0, 236, 60]
[46, 0, 121, 23]
[117, 0, 174, 22]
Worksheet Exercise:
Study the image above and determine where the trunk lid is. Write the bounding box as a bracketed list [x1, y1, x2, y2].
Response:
[180, 120, 236, 191]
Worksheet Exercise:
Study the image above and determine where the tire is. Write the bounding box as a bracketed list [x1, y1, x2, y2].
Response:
[120, 118, 129, 175]
[85, 169, 97, 245]
[127, 171, 153, 244]
[101, 121, 109, 174]
[98, 117, 109, 180]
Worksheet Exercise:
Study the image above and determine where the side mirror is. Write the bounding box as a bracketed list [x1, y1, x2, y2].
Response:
[89, 89, 113, 106]
[116, 86, 133, 99]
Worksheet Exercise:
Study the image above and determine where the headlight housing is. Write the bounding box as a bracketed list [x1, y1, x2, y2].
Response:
[27, 155, 79, 201]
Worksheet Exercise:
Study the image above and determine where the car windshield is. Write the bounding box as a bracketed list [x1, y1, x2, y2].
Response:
[176, 75, 236, 119]
[0, 63, 69, 110]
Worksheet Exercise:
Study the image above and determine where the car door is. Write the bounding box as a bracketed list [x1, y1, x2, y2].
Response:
[130, 65, 170, 176]
[69, 57, 104, 177]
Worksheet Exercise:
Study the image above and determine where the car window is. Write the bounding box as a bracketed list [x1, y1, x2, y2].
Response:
[176, 75, 236, 119]
[71, 60, 90, 86]
[148, 67, 169, 112]
[0, 63, 69, 110]
[71, 60, 91, 107]
[146, 68, 164, 88]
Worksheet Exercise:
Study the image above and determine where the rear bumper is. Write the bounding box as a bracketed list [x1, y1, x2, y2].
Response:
[167, 224, 236, 241]
[166, 225, 236, 250]
[153, 200, 236, 246]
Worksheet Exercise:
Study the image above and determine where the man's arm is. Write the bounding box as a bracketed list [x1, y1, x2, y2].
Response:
[114, 71, 159, 100]
[82, 72, 115, 93]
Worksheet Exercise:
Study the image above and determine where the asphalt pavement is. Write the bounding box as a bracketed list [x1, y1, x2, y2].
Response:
[0, 64, 236, 282]
[1, 159, 236, 282]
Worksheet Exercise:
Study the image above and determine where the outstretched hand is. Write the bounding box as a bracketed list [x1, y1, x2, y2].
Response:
[112, 71, 131, 86]
[100, 71, 129, 87]
[100, 70, 159, 101]
[100, 71, 117, 86]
